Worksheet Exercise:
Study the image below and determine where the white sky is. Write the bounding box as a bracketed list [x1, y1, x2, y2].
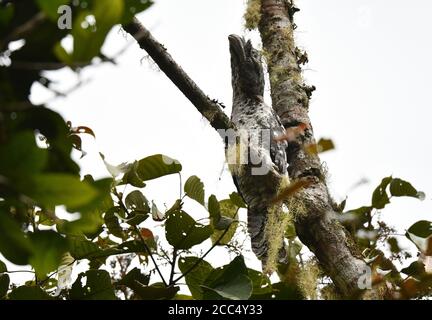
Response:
[16, 0, 432, 290]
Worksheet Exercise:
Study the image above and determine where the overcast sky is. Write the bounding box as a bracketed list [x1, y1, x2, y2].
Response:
[23, 0, 432, 286]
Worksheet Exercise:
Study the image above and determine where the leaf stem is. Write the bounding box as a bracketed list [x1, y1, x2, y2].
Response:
[173, 226, 231, 284]
[113, 188, 168, 287]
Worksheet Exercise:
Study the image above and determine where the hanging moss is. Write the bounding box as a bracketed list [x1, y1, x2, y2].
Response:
[288, 196, 308, 220]
[298, 260, 321, 300]
[262, 175, 292, 274]
[244, 0, 262, 30]
[262, 204, 291, 274]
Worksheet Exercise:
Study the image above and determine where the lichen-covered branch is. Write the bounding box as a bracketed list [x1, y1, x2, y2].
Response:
[254, 0, 369, 298]
[122, 18, 233, 133]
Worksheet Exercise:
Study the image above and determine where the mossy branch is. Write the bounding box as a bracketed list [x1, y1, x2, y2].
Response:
[122, 18, 234, 134]
[256, 0, 370, 298]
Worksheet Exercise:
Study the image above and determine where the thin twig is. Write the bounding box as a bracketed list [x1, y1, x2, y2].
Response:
[173, 227, 231, 284]
[169, 250, 178, 286]
[113, 188, 168, 287]
[122, 18, 233, 134]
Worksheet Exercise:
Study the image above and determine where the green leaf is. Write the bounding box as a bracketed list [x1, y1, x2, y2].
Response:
[184, 176, 205, 206]
[229, 192, 247, 208]
[390, 178, 425, 200]
[37, 209, 56, 227]
[122, 0, 154, 23]
[248, 269, 273, 295]
[28, 231, 68, 278]
[125, 190, 150, 214]
[202, 274, 252, 300]
[0, 211, 33, 265]
[59, 210, 104, 236]
[72, 176, 113, 213]
[0, 131, 47, 177]
[70, 270, 116, 300]
[19, 174, 98, 211]
[8, 108, 79, 175]
[211, 199, 238, 245]
[68, 237, 103, 260]
[178, 257, 214, 299]
[72, 0, 124, 62]
[59, 177, 112, 236]
[54, 42, 73, 66]
[93, 0, 124, 31]
[202, 256, 252, 300]
[208, 195, 221, 221]
[120, 161, 146, 188]
[9, 286, 52, 300]
[371, 176, 392, 209]
[0, 274, 9, 299]
[36, 0, 70, 20]
[165, 210, 212, 250]
[130, 282, 179, 300]
[0, 3, 13, 27]
[137, 154, 182, 181]
[123, 212, 148, 226]
[406, 220, 432, 255]
[0, 260, 7, 273]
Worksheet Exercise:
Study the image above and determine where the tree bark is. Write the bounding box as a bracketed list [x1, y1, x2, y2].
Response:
[258, 0, 368, 298]
[123, 19, 233, 133]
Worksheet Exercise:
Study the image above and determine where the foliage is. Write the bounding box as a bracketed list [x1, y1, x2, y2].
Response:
[0, 0, 430, 300]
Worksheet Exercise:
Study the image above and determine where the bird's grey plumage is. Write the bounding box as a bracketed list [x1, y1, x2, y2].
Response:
[228, 35, 289, 267]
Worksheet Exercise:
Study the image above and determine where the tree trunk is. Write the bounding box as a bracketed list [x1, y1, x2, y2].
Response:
[258, 0, 368, 298]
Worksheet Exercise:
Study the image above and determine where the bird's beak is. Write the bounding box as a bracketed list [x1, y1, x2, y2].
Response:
[229, 34, 246, 63]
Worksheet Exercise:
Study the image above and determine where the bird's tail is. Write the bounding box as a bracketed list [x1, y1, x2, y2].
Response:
[248, 206, 288, 273]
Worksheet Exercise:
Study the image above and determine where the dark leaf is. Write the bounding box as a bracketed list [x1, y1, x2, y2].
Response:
[0, 211, 33, 265]
[120, 161, 146, 188]
[0, 131, 47, 177]
[401, 261, 426, 279]
[136, 154, 182, 181]
[0, 260, 7, 273]
[390, 178, 425, 200]
[211, 199, 238, 245]
[165, 210, 212, 250]
[371, 177, 392, 209]
[229, 192, 247, 208]
[184, 176, 205, 206]
[117, 267, 150, 288]
[104, 207, 125, 239]
[0, 274, 9, 299]
[208, 195, 221, 221]
[178, 257, 214, 299]
[202, 256, 253, 300]
[406, 220, 432, 255]
[131, 282, 179, 300]
[125, 190, 150, 214]
[70, 270, 116, 300]
[9, 286, 52, 300]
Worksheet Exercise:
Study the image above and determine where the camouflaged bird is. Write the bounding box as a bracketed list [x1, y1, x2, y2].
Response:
[227, 34, 289, 271]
